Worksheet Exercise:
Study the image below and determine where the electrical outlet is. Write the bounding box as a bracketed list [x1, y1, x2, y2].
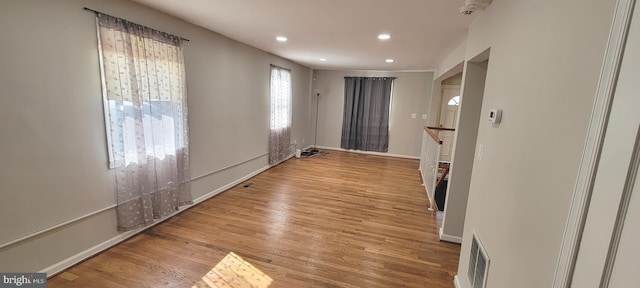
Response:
[302, 139, 305, 144]
[294, 139, 297, 145]
[411, 113, 417, 119]
[478, 144, 484, 160]
[422, 114, 428, 120]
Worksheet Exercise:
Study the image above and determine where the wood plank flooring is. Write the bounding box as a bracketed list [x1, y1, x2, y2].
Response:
[49, 150, 460, 288]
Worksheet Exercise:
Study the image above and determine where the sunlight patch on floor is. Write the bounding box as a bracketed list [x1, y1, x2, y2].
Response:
[192, 252, 272, 288]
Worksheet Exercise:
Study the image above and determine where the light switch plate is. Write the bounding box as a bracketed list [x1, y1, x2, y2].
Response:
[411, 113, 417, 119]
[422, 114, 428, 120]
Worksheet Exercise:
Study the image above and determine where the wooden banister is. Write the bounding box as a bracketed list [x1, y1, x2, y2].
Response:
[426, 126, 455, 131]
[436, 162, 450, 190]
[424, 126, 443, 144]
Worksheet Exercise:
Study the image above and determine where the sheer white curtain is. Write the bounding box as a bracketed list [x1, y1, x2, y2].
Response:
[97, 14, 192, 231]
[269, 65, 292, 164]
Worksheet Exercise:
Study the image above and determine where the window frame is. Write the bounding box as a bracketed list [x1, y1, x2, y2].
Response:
[96, 20, 187, 169]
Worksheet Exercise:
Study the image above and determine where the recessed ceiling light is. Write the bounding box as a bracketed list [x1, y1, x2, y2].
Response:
[378, 34, 391, 40]
[276, 36, 288, 42]
[320, 58, 327, 62]
[385, 59, 394, 63]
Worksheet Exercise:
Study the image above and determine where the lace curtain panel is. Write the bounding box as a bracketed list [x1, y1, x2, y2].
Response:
[269, 65, 292, 164]
[97, 14, 192, 231]
[341, 77, 395, 152]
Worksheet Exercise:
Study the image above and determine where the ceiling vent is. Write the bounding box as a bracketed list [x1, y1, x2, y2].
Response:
[460, 0, 492, 15]
[468, 232, 490, 288]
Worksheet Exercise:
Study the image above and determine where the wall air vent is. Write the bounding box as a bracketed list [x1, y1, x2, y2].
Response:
[468, 232, 490, 288]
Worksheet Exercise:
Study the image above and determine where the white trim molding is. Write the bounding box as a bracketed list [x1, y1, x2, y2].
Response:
[314, 146, 420, 160]
[553, 0, 637, 286]
[192, 164, 273, 205]
[191, 152, 269, 181]
[41, 157, 284, 277]
[440, 227, 463, 244]
[2, 153, 273, 251]
[0, 204, 116, 250]
[600, 126, 640, 287]
[41, 225, 140, 276]
[454, 275, 467, 288]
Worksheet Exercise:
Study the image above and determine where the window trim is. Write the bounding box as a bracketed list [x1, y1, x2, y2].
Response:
[96, 19, 115, 169]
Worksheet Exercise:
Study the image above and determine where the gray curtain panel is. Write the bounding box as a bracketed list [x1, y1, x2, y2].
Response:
[341, 77, 395, 152]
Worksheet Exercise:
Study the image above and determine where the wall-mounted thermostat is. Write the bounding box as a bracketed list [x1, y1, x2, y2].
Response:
[488, 108, 502, 124]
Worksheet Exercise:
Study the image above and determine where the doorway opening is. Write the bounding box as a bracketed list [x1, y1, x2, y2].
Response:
[439, 74, 462, 163]
[433, 74, 462, 211]
[440, 49, 490, 243]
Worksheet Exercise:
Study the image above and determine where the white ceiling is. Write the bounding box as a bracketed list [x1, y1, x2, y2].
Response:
[130, 0, 476, 71]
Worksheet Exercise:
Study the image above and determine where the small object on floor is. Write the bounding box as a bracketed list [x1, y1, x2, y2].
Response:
[300, 148, 320, 157]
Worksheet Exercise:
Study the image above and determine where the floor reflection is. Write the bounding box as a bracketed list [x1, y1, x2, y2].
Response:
[193, 252, 272, 288]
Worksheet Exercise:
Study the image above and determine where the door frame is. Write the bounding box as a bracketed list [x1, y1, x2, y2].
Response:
[440, 52, 489, 243]
[553, 0, 637, 286]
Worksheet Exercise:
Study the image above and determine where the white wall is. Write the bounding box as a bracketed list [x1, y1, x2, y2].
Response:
[0, 0, 311, 273]
[446, 1, 617, 287]
[312, 70, 433, 158]
[442, 73, 463, 86]
[435, 41, 467, 80]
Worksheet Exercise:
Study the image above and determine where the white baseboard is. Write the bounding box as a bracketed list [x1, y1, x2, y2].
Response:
[314, 146, 420, 159]
[42, 226, 140, 276]
[439, 227, 463, 244]
[192, 164, 272, 205]
[41, 161, 278, 277]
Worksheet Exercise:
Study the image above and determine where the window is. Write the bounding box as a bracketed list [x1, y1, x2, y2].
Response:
[269, 65, 292, 164]
[341, 77, 395, 152]
[105, 100, 183, 166]
[269, 66, 292, 130]
[448, 95, 461, 106]
[97, 21, 188, 168]
[96, 13, 192, 231]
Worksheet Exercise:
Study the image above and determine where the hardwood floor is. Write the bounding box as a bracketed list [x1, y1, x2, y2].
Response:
[49, 151, 460, 288]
